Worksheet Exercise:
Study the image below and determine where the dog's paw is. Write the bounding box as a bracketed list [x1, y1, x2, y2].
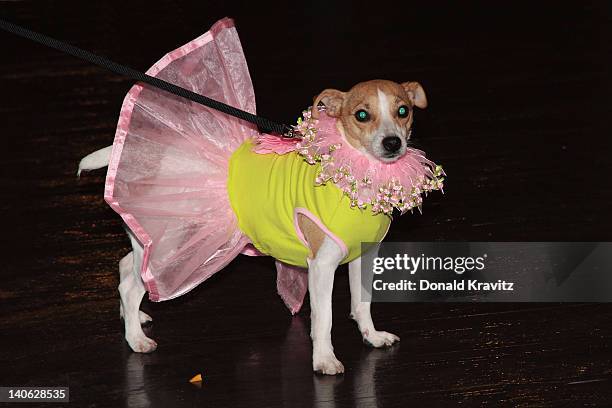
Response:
[362, 330, 400, 348]
[313, 353, 345, 375]
[127, 333, 158, 353]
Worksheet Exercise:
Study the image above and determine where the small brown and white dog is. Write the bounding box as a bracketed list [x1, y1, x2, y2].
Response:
[79, 79, 428, 375]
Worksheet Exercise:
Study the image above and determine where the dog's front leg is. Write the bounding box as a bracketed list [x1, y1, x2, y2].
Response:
[349, 253, 400, 348]
[308, 236, 345, 375]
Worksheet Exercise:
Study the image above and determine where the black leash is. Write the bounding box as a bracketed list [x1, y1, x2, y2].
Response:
[0, 18, 298, 137]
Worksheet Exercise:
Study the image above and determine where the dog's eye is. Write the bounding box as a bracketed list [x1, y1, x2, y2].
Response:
[355, 109, 370, 122]
[398, 105, 409, 118]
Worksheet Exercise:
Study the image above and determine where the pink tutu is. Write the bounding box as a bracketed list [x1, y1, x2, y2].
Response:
[104, 18, 309, 312]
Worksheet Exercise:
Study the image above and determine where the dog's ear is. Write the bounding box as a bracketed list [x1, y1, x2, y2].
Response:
[401, 82, 427, 109]
[312, 89, 345, 119]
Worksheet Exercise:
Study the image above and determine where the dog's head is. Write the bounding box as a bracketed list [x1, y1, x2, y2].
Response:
[311, 80, 427, 163]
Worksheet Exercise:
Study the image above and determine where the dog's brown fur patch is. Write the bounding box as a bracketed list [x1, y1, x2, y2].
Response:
[297, 213, 327, 259]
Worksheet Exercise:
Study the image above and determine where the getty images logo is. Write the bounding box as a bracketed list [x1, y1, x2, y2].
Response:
[372, 253, 488, 275]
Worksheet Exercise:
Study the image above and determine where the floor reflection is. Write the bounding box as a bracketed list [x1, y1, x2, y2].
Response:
[120, 315, 399, 407]
[280, 316, 399, 408]
[124, 353, 151, 408]
[352, 345, 400, 408]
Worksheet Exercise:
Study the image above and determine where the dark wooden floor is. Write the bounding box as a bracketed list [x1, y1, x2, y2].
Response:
[1, 1, 612, 407]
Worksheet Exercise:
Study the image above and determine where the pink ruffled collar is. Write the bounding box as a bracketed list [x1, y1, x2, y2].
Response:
[254, 109, 444, 216]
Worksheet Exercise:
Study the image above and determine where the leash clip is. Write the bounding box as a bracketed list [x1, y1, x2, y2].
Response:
[281, 125, 303, 139]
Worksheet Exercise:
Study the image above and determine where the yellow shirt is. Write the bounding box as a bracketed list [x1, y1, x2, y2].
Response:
[227, 141, 391, 267]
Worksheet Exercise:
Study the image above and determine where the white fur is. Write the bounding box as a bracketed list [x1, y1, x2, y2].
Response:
[371, 89, 408, 162]
[349, 249, 400, 348]
[119, 230, 157, 353]
[377, 88, 395, 130]
[308, 238, 399, 374]
[308, 236, 345, 374]
[77, 145, 112, 177]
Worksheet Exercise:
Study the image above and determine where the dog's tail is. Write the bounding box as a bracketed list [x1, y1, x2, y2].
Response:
[77, 146, 112, 177]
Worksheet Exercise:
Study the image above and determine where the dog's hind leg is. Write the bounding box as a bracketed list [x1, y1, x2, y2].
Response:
[118, 252, 152, 325]
[118, 231, 157, 353]
[349, 252, 399, 348]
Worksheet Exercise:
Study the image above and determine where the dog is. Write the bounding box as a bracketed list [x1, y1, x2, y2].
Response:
[79, 79, 430, 375]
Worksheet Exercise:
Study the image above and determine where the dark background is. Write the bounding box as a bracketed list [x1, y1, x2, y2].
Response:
[1, 1, 611, 407]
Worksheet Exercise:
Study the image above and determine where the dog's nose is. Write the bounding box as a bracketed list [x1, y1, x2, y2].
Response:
[382, 135, 402, 153]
